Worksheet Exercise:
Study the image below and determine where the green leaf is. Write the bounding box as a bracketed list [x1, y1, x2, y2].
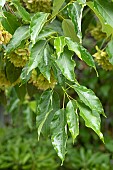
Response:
[0, 0, 6, 7]
[20, 66, 31, 84]
[77, 101, 104, 142]
[54, 36, 66, 58]
[37, 27, 56, 41]
[62, 19, 79, 42]
[94, 0, 113, 28]
[36, 90, 53, 139]
[56, 47, 76, 82]
[14, 84, 26, 101]
[106, 39, 113, 65]
[51, 109, 67, 163]
[6, 26, 30, 54]
[87, 1, 113, 37]
[38, 43, 51, 81]
[66, 38, 96, 69]
[24, 107, 33, 130]
[30, 12, 49, 45]
[68, 2, 83, 43]
[52, 0, 65, 16]
[1, 12, 20, 34]
[66, 100, 79, 142]
[6, 61, 21, 83]
[27, 40, 46, 74]
[42, 91, 60, 136]
[72, 83, 105, 116]
[12, 0, 31, 22]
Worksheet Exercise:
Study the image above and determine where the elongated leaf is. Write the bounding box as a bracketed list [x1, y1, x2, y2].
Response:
[51, 109, 67, 163]
[54, 36, 66, 58]
[42, 91, 60, 136]
[66, 100, 79, 142]
[66, 38, 96, 69]
[68, 2, 83, 43]
[62, 19, 79, 42]
[72, 83, 105, 116]
[36, 90, 53, 139]
[1, 12, 20, 34]
[27, 40, 46, 74]
[24, 107, 33, 130]
[30, 12, 49, 45]
[94, 0, 113, 28]
[37, 27, 56, 41]
[0, 0, 6, 7]
[77, 101, 104, 142]
[20, 66, 31, 84]
[12, 0, 31, 22]
[6, 26, 30, 53]
[52, 0, 65, 16]
[38, 43, 51, 81]
[56, 47, 75, 82]
[14, 84, 26, 101]
[106, 39, 113, 65]
[87, 2, 113, 37]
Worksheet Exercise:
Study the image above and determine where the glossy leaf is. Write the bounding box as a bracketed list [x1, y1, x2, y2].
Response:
[87, 1, 113, 37]
[56, 47, 76, 82]
[66, 38, 96, 69]
[52, 0, 65, 16]
[27, 40, 46, 74]
[38, 43, 52, 81]
[72, 83, 105, 116]
[77, 101, 104, 142]
[66, 100, 79, 142]
[62, 19, 79, 42]
[37, 27, 56, 41]
[54, 36, 66, 58]
[30, 12, 49, 45]
[68, 2, 83, 43]
[36, 90, 53, 140]
[6, 26, 30, 53]
[12, 0, 31, 22]
[51, 109, 67, 163]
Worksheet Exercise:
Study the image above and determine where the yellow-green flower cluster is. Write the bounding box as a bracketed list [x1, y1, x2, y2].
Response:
[30, 69, 57, 90]
[23, 0, 52, 13]
[6, 45, 30, 68]
[0, 24, 12, 45]
[93, 46, 113, 71]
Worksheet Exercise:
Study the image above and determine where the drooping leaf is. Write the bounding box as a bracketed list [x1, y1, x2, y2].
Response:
[66, 100, 79, 142]
[6, 61, 21, 83]
[1, 12, 20, 34]
[51, 109, 67, 163]
[14, 84, 26, 101]
[87, 1, 113, 37]
[106, 39, 113, 65]
[36, 90, 53, 140]
[27, 40, 46, 74]
[72, 83, 105, 116]
[38, 43, 52, 81]
[30, 12, 49, 45]
[66, 38, 96, 70]
[62, 19, 79, 42]
[42, 91, 60, 136]
[24, 107, 33, 130]
[12, 0, 31, 22]
[54, 36, 66, 58]
[68, 2, 83, 43]
[52, 0, 65, 16]
[56, 47, 76, 82]
[47, 19, 63, 35]
[77, 101, 104, 142]
[6, 26, 30, 53]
